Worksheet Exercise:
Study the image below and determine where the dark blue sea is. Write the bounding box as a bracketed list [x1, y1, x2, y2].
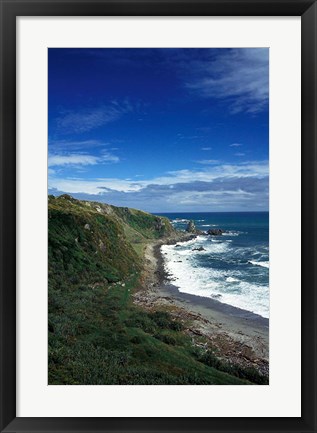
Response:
[157, 212, 269, 318]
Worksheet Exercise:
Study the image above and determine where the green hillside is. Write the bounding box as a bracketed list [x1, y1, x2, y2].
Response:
[48, 195, 263, 385]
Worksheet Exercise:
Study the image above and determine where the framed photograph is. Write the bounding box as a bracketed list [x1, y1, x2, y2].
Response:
[0, 0, 316, 432]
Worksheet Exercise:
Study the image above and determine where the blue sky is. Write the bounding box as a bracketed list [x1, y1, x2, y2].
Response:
[48, 48, 269, 212]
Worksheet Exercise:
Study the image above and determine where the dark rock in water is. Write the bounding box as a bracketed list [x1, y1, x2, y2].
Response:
[192, 246, 206, 251]
[175, 244, 181, 248]
[207, 228, 224, 236]
[186, 220, 196, 233]
[185, 220, 205, 235]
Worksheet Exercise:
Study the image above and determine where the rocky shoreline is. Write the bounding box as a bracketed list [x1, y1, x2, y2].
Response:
[133, 234, 269, 379]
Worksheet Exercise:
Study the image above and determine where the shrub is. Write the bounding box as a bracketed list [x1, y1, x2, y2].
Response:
[154, 333, 177, 346]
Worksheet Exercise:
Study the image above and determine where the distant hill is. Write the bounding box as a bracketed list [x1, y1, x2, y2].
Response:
[48, 194, 175, 287]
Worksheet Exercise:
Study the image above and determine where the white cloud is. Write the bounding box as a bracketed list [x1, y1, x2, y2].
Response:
[49, 139, 110, 151]
[48, 154, 99, 167]
[55, 100, 133, 134]
[49, 177, 141, 194]
[49, 160, 268, 196]
[49, 179, 268, 212]
[195, 159, 220, 165]
[99, 150, 120, 163]
[48, 151, 119, 168]
[230, 143, 243, 147]
[163, 161, 268, 183]
[187, 48, 269, 113]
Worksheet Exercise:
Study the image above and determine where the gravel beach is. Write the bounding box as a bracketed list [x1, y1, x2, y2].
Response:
[133, 237, 269, 377]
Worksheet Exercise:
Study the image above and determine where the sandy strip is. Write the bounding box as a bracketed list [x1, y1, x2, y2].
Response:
[133, 237, 269, 377]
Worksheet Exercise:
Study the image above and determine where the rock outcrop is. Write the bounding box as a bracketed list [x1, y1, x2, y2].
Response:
[186, 220, 196, 233]
[192, 246, 206, 251]
[185, 220, 205, 235]
[154, 217, 165, 232]
[207, 228, 224, 236]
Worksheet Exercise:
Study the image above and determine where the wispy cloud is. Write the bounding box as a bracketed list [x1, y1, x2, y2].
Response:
[186, 48, 269, 114]
[48, 150, 119, 168]
[234, 153, 245, 157]
[49, 174, 268, 212]
[201, 147, 212, 151]
[49, 160, 268, 193]
[195, 159, 220, 165]
[49, 177, 140, 194]
[165, 161, 268, 182]
[230, 143, 243, 147]
[55, 100, 133, 134]
[49, 139, 111, 151]
[49, 154, 100, 167]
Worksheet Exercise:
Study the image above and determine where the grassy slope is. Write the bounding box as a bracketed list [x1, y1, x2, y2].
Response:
[48, 195, 252, 385]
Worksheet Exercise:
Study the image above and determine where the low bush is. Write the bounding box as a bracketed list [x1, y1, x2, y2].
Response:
[198, 349, 268, 385]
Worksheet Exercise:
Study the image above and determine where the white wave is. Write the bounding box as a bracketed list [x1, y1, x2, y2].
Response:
[171, 218, 189, 224]
[249, 260, 269, 269]
[204, 242, 229, 254]
[165, 239, 229, 256]
[258, 254, 268, 260]
[196, 235, 208, 241]
[226, 277, 239, 283]
[175, 249, 193, 257]
[222, 231, 243, 237]
[161, 244, 269, 318]
[218, 283, 269, 318]
[175, 237, 198, 246]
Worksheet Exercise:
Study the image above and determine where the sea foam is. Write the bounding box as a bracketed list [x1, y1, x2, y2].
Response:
[248, 260, 270, 269]
[161, 236, 269, 318]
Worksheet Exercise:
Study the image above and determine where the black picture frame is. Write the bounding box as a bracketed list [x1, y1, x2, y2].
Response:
[0, 1, 316, 432]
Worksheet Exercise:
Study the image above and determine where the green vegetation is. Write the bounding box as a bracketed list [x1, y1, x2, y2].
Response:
[48, 195, 259, 385]
[113, 206, 174, 239]
[197, 349, 269, 385]
[48, 194, 142, 286]
[49, 276, 251, 384]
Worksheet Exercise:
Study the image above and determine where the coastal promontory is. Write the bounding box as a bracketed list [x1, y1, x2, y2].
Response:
[48, 195, 268, 385]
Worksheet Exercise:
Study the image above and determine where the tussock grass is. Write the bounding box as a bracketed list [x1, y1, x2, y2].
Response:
[48, 195, 255, 385]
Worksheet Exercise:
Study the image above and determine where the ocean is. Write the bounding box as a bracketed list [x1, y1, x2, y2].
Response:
[158, 212, 269, 319]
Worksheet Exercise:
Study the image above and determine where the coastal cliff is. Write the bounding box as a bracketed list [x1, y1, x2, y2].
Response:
[48, 194, 174, 287]
[48, 195, 268, 385]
